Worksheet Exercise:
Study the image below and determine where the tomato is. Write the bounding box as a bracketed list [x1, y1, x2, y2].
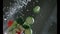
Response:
[16, 30, 23, 34]
[16, 31, 20, 34]
[7, 20, 14, 27]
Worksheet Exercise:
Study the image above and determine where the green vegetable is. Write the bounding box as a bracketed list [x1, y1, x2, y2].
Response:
[24, 16, 34, 25]
[8, 21, 17, 31]
[12, 28, 16, 34]
[22, 24, 30, 29]
[24, 28, 33, 34]
[16, 17, 24, 25]
[33, 6, 40, 14]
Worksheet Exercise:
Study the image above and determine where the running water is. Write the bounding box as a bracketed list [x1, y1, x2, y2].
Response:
[3, 0, 31, 34]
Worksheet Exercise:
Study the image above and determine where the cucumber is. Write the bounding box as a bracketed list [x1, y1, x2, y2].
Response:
[33, 6, 40, 14]
[24, 16, 34, 25]
[24, 28, 32, 34]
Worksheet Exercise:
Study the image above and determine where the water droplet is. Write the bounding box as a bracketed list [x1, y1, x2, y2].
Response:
[4, 32, 7, 34]
[7, 7, 9, 8]
[22, 14, 24, 16]
[27, 0, 31, 2]
[3, 7, 6, 11]
[33, 2, 35, 4]
[50, 23, 53, 26]
[21, 10, 23, 11]
[24, 6, 26, 9]
[36, 0, 38, 2]
[22, 1, 27, 5]
[33, 2, 35, 6]
[10, 2, 12, 5]
[4, 18, 7, 20]
[40, 14, 41, 16]
[26, 9, 29, 11]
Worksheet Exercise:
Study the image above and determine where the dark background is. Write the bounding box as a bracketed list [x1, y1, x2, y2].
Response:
[3, 0, 57, 34]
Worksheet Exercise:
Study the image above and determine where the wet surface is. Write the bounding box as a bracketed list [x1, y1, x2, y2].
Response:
[3, 0, 57, 34]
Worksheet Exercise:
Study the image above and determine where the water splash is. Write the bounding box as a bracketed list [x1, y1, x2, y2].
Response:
[3, 0, 31, 33]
